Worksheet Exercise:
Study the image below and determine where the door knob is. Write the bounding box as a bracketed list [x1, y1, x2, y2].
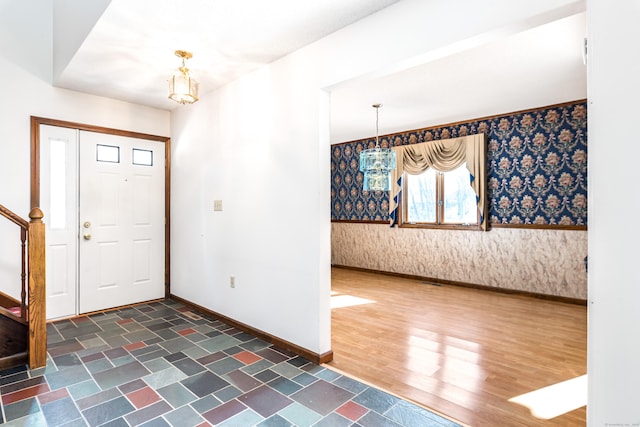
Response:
[82, 221, 91, 240]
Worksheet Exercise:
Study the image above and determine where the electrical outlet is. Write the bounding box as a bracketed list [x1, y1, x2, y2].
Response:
[230, 275, 235, 288]
[213, 200, 223, 211]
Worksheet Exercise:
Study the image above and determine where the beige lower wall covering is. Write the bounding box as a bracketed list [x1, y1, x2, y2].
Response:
[331, 223, 588, 299]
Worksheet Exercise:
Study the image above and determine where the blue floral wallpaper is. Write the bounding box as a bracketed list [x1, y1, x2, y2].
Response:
[331, 100, 587, 226]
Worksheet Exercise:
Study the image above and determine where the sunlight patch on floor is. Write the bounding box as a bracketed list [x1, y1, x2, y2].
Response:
[509, 375, 587, 419]
[330, 294, 376, 308]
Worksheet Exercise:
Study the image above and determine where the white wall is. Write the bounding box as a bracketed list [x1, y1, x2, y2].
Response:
[587, 0, 640, 424]
[0, 3, 169, 300]
[0, 0, 52, 83]
[170, 67, 332, 353]
[169, 0, 585, 356]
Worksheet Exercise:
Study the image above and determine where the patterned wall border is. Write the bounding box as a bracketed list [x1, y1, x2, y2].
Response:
[331, 100, 587, 228]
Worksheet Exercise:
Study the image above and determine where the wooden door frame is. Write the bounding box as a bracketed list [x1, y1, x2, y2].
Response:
[30, 116, 172, 299]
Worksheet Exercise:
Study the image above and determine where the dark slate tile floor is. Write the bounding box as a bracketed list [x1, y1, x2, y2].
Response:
[0, 300, 461, 426]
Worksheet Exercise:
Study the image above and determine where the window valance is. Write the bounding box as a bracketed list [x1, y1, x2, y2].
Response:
[389, 133, 487, 230]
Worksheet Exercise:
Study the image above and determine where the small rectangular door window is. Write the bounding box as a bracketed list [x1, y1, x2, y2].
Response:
[132, 148, 153, 166]
[96, 144, 120, 163]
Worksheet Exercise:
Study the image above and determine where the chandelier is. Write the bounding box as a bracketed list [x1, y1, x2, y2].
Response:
[359, 104, 396, 191]
[168, 50, 199, 104]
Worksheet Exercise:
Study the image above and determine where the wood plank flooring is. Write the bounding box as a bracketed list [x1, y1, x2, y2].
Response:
[327, 267, 587, 427]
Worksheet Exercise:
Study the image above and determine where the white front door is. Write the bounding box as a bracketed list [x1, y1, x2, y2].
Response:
[78, 131, 165, 313]
[40, 125, 165, 318]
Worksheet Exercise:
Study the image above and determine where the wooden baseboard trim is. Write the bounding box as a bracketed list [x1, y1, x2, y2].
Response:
[169, 294, 333, 365]
[332, 264, 587, 306]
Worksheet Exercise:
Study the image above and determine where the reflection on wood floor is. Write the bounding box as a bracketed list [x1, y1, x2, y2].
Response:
[328, 267, 587, 427]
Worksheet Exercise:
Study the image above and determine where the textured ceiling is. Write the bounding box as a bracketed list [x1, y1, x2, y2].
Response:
[54, 0, 401, 111]
[52, 1, 586, 144]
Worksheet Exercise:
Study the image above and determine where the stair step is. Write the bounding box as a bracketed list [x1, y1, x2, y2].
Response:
[7, 307, 22, 316]
[0, 311, 28, 361]
[0, 351, 28, 370]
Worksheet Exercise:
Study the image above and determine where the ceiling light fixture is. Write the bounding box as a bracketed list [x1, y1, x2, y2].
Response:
[359, 104, 396, 191]
[168, 50, 199, 104]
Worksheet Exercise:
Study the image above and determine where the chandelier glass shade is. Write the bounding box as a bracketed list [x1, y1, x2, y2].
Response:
[360, 146, 396, 191]
[359, 104, 396, 191]
[168, 50, 199, 104]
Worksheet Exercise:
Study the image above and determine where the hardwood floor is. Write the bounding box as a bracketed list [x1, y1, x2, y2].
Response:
[327, 267, 587, 427]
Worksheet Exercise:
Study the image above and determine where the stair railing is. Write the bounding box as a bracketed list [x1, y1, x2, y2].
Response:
[0, 204, 47, 368]
[0, 204, 29, 322]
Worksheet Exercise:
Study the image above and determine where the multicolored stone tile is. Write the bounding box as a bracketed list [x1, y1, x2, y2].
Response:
[0, 300, 460, 427]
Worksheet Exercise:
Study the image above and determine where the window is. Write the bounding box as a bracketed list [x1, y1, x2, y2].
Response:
[49, 139, 67, 229]
[96, 144, 120, 163]
[403, 163, 480, 228]
[132, 148, 153, 166]
[389, 134, 487, 230]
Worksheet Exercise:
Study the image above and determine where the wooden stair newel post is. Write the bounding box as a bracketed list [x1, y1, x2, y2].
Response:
[27, 207, 46, 369]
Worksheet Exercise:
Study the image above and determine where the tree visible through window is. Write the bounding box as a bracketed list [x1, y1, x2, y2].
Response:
[403, 162, 479, 227]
